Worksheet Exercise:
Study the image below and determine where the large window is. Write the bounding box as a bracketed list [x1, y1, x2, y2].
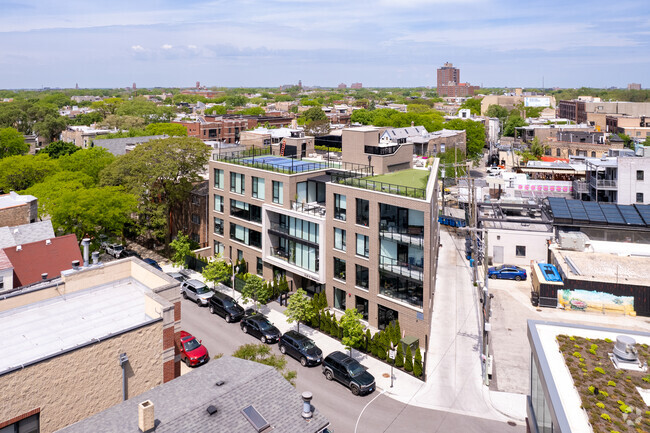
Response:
[379, 270, 423, 308]
[252, 177, 265, 199]
[334, 228, 346, 251]
[278, 215, 319, 243]
[334, 257, 346, 281]
[214, 168, 224, 189]
[214, 240, 225, 256]
[356, 234, 369, 258]
[214, 217, 224, 236]
[334, 287, 346, 310]
[256, 257, 263, 276]
[230, 223, 261, 248]
[272, 181, 283, 204]
[356, 198, 369, 226]
[230, 172, 245, 194]
[214, 194, 224, 213]
[356, 296, 368, 321]
[355, 265, 369, 289]
[276, 238, 319, 272]
[378, 304, 398, 330]
[334, 194, 346, 221]
[230, 199, 262, 223]
[531, 357, 554, 433]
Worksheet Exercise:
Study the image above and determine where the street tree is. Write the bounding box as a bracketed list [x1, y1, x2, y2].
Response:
[339, 308, 365, 357]
[485, 104, 509, 121]
[458, 97, 482, 116]
[0, 127, 28, 158]
[284, 288, 315, 333]
[100, 136, 209, 246]
[444, 118, 486, 158]
[241, 274, 266, 310]
[170, 232, 193, 267]
[23, 170, 94, 217]
[40, 141, 79, 159]
[202, 259, 232, 288]
[0, 154, 59, 193]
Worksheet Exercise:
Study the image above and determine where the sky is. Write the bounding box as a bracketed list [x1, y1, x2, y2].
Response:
[1, 0, 649, 89]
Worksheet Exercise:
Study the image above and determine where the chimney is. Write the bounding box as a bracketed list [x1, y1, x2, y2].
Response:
[301, 391, 313, 419]
[92, 251, 100, 265]
[72, 260, 80, 270]
[138, 400, 155, 433]
[81, 238, 90, 267]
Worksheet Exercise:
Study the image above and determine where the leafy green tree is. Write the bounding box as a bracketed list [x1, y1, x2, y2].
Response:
[236, 107, 265, 116]
[331, 317, 339, 338]
[23, 170, 94, 217]
[232, 343, 297, 386]
[321, 310, 330, 334]
[241, 274, 271, 310]
[40, 141, 79, 159]
[618, 133, 633, 149]
[0, 154, 59, 193]
[59, 147, 115, 184]
[0, 127, 28, 158]
[91, 98, 124, 117]
[444, 118, 486, 158]
[284, 288, 315, 333]
[458, 97, 482, 116]
[414, 347, 423, 377]
[304, 119, 330, 136]
[503, 114, 527, 137]
[69, 112, 103, 126]
[301, 106, 327, 123]
[41, 93, 72, 108]
[100, 137, 209, 245]
[340, 308, 365, 357]
[377, 331, 388, 360]
[202, 259, 232, 288]
[371, 333, 378, 357]
[49, 186, 137, 242]
[115, 97, 175, 123]
[170, 232, 193, 267]
[100, 114, 145, 130]
[365, 329, 372, 353]
[395, 343, 404, 368]
[205, 106, 227, 115]
[33, 114, 67, 144]
[529, 137, 548, 159]
[145, 123, 188, 137]
[404, 346, 413, 372]
[485, 104, 509, 121]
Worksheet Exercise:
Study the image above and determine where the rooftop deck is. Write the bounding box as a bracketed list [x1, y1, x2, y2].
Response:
[332, 168, 430, 199]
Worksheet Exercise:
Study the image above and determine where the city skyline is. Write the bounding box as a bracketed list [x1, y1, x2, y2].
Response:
[0, 0, 649, 89]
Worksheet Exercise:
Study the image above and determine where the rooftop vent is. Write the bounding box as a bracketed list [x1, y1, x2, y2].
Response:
[72, 260, 80, 270]
[16, 245, 21, 252]
[613, 335, 638, 362]
[206, 405, 218, 416]
[215, 380, 225, 387]
[41, 273, 48, 280]
[45, 239, 52, 245]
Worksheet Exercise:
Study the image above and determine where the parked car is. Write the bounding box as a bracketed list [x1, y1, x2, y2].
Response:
[180, 279, 213, 305]
[488, 265, 527, 281]
[279, 330, 323, 367]
[167, 271, 190, 283]
[208, 291, 245, 323]
[321, 351, 375, 396]
[105, 243, 124, 258]
[121, 249, 141, 259]
[143, 258, 162, 271]
[240, 314, 281, 344]
[179, 331, 209, 367]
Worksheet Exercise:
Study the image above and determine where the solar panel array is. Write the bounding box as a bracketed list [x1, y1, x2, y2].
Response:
[548, 198, 650, 227]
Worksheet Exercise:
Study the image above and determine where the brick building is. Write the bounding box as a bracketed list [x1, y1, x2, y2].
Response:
[436, 62, 479, 97]
[0, 192, 38, 227]
[170, 181, 210, 247]
[0, 258, 182, 433]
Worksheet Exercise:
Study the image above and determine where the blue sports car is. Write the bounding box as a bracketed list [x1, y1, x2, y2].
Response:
[488, 265, 527, 281]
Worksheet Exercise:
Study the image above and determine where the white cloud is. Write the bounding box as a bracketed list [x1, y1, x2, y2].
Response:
[162, 44, 173, 50]
[131, 45, 145, 52]
[188, 44, 197, 49]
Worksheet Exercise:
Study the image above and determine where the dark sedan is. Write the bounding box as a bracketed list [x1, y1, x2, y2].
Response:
[240, 314, 281, 344]
[488, 265, 527, 281]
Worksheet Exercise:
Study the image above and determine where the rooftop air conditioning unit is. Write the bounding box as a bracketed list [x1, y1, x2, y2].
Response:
[613, 335, 638, 362]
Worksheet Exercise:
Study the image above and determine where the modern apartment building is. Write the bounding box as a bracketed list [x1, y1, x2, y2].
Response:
[208, 127, 440, 345]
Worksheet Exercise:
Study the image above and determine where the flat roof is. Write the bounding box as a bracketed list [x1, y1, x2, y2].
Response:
[0, 278, 157, 376]
[553, 248, 650, 286]
[529, 320, 650, 433]
[0, 192, 36, 210]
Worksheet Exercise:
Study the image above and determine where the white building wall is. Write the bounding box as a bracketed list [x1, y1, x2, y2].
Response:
[487, 229, 553, 266]
[616, 157, 650, 204]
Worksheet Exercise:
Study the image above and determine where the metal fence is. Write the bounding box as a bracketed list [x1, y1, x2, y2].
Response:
[331, 173, 426, 199]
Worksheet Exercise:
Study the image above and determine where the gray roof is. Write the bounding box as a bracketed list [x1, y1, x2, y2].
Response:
[383, 126, 428, 140]
[0, 191, 36, 210]
[93, 135, 167, 155]
[0, 220, 55, 249]
[59, 356, 329, 433]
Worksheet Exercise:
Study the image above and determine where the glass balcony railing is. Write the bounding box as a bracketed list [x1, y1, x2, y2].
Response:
[379, 224, 424, 248]
[379, 255, 424, 281]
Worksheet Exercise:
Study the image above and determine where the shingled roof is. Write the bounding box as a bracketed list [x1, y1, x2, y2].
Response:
[59, 356, 329, 433]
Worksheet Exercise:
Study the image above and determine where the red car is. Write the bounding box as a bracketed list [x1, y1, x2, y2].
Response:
[179, 331, 209, 367]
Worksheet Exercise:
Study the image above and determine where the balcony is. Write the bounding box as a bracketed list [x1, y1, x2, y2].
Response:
[589, 178, 618, 189]
[379, 224, 424, 248]
[572, 179, 589, 194]
[364, 144, 399, 155]
[379, 255, 424, 281]
[290, 200, 326, 217]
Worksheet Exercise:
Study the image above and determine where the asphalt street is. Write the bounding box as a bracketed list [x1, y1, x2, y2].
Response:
[180, 295, 522, 433]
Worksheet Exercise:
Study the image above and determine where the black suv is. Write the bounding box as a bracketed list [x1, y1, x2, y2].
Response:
[279, 330, 323, 367]
[208, 292, 245, 323]
[240, 314, 281, 344]
[322, 351, 375, 396]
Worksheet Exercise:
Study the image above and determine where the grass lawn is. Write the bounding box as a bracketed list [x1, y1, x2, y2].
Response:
[363, 169, 430, 189]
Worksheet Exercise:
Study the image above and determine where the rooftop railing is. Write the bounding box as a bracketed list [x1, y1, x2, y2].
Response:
[364, 144, 399, 155]
[331, 172, 427, 199]
[290, 200, 327, 217]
